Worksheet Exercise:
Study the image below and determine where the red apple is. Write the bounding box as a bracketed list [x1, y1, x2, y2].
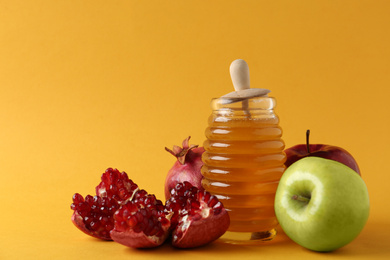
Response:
[284, 130, 361, 175]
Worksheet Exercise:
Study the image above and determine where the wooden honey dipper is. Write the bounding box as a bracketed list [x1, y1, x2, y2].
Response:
[222, 59, 270, 112]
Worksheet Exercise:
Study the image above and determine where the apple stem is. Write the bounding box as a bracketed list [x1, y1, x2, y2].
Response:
[292, 194, 311, 203]
[306, 129, 311, 154]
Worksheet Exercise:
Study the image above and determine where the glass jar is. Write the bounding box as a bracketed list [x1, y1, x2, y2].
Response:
[201, 95, 286, 244]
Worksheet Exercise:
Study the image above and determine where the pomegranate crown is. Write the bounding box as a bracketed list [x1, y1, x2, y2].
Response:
[165, 136, 198, 165]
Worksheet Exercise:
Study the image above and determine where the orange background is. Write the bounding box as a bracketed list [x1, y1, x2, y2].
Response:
[1, 0, 389, 259]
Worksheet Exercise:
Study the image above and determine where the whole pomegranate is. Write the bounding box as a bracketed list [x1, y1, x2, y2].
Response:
[165, 182, 230, 248]
[70, 168, 139, 240]
[165, 136, 205, 200]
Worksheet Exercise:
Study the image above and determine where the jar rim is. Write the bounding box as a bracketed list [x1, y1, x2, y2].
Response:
[210, 96, 277, 111]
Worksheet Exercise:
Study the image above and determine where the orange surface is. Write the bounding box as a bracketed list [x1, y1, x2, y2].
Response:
[1, 1, 390, 259]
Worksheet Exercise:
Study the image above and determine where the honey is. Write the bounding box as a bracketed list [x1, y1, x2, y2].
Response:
[201, 96, 286, 243]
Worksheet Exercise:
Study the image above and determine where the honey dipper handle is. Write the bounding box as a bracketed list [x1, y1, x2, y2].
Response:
[230, 59, 250, 91]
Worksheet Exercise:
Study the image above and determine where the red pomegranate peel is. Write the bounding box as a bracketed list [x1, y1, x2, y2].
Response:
[165, 136, 205, 200]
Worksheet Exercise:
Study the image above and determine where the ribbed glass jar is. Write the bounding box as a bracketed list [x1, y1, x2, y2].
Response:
[201, 96, 286, 244]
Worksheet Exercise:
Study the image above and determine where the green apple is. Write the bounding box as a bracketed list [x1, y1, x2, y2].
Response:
[274, 157, 370, 252]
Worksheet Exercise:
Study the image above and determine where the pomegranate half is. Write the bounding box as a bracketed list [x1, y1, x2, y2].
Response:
[165, 182, 230, 248]
[110, 192, 171, 248]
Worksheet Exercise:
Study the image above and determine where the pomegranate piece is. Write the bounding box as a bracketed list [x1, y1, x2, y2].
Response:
[164, 136, 205, 200]
[110, 193, 171, 248]
[70, 168, 139, 240]
[165, 182, 198, 228]
[165, 182, 230, 248]
[71, 193, 119, 240]
[96, 168, 139, 203]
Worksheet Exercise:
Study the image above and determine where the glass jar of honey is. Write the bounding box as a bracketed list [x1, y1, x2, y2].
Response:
[201, 60, 286, 244]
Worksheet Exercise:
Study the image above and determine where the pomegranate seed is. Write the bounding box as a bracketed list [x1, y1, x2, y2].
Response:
[133, 223, 142, 233]
[73, 193, 84, 203]
[128, 216, 137, 227]
[139, 208, 147, 217]
[85, 195, 93, 203]
[105, 223, 114, 231]
[213, 204, 222, 214]
[208, 196, 218, 208]
[202, 190, 211, 202]
[148, 225, 159, 236]
[135, 211, 143, 222]
[134, 189, 148, 199]
[109, 184, 117, 193]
